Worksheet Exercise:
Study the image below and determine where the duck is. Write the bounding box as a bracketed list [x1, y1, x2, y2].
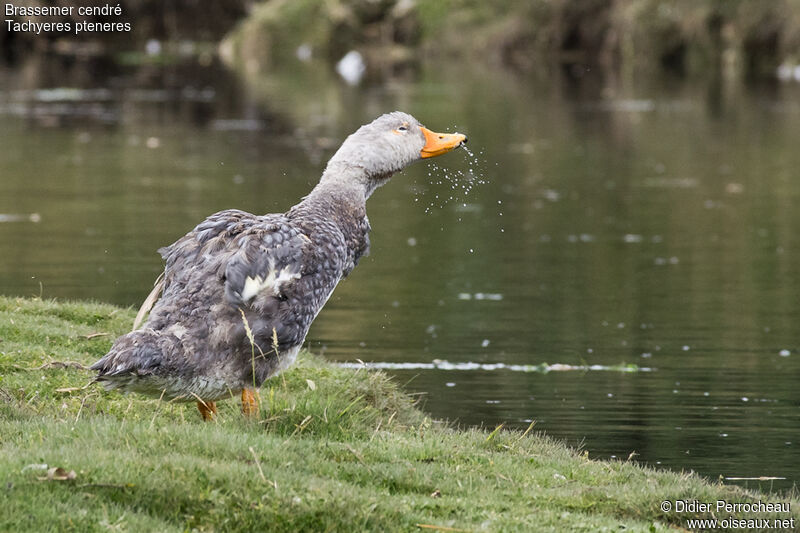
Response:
[91, 111, 467, 420]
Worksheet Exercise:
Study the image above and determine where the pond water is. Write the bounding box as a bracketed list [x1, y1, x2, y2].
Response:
[1, 56, 799, 491]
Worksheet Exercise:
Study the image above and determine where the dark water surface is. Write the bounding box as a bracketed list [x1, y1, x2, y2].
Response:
[2, 58, 799, 491]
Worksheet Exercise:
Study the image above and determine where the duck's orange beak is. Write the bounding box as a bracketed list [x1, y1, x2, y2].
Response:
[420, 127, 467, 158]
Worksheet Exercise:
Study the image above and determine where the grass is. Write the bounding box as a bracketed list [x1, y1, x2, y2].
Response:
[1, 296, 798, 532]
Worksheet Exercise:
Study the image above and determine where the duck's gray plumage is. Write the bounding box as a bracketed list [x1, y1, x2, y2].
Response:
[91, 111, 465, 403]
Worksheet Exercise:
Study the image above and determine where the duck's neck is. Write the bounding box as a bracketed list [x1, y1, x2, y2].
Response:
[288, 164, 384, 271]
[315, 162, 391, 201]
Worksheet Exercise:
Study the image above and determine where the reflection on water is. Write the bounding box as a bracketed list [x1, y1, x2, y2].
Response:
[2, 56, 800, 491]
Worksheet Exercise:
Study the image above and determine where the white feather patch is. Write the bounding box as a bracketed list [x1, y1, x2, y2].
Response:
[241, 266, 300, 302]
[166, 324, 187, 339]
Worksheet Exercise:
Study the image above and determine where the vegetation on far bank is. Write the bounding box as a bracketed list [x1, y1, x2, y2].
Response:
[1, 296, 798, 532]
[222, 0, 800, 80]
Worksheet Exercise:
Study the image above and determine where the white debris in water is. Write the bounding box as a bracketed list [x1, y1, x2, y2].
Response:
[641, 177, 698, 189]
[407, 237, 417, 246]
[458, 292, 503, 301]
[594, 99, 655, 113]
[146, 137, 161, 149]
[725, 183, 744, 194]
[445, 382, 456, 387]
[779, 349, 791, 357]
[145, 39, 161, 56]
[654, 256, 680, 266]
[296, 43, 312, 62]
[741, 397, 749, 402]
[682, 345, 690, 351]
[623, 234, 643, 243]
[0, 213, 40, 223]
[336, 51, 366, 85]
[542, 189, 561, 202]
[336, 360, 652, 373]
[481, 339, 490, 348]
[777, 63, 800, 82]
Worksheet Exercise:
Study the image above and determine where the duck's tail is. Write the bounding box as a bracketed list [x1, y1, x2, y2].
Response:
[90, 329, 168, 391]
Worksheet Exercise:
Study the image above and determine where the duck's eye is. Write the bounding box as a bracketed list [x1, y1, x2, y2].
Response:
[397, 126, 408, 132]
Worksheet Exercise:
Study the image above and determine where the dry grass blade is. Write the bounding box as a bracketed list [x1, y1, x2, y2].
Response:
[345, 444, 366, 465]
[149, 390, 167, 428]
[81, 332, 109, 340]
[415, 524, 471, 532]
[485, 423, 505, 442]
[517, 420, 536, 441]
[249, 446, 267, 482]
[55, 386, 87, 393]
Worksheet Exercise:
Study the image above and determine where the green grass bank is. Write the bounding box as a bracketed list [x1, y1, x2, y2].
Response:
[0, 296, 797, 531]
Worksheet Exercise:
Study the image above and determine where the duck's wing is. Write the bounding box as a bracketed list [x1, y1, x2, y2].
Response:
[97, 209, 343, 389]
[132, 209, 269, 329]
[158, 209, 263, 290]
[218, 217, 345, 358]
[155, 208, 328, 323]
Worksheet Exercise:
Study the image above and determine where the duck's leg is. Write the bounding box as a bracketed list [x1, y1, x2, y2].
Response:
[197, 400, 217, 421]
[241, 388, 259, 416]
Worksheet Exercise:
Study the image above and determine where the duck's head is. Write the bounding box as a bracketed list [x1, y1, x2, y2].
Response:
[322, 111, 467, 195]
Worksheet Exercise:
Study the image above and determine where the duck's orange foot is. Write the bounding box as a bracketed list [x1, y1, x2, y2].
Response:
[197, 400, 217, 421]
[241, 388, 259, 417]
